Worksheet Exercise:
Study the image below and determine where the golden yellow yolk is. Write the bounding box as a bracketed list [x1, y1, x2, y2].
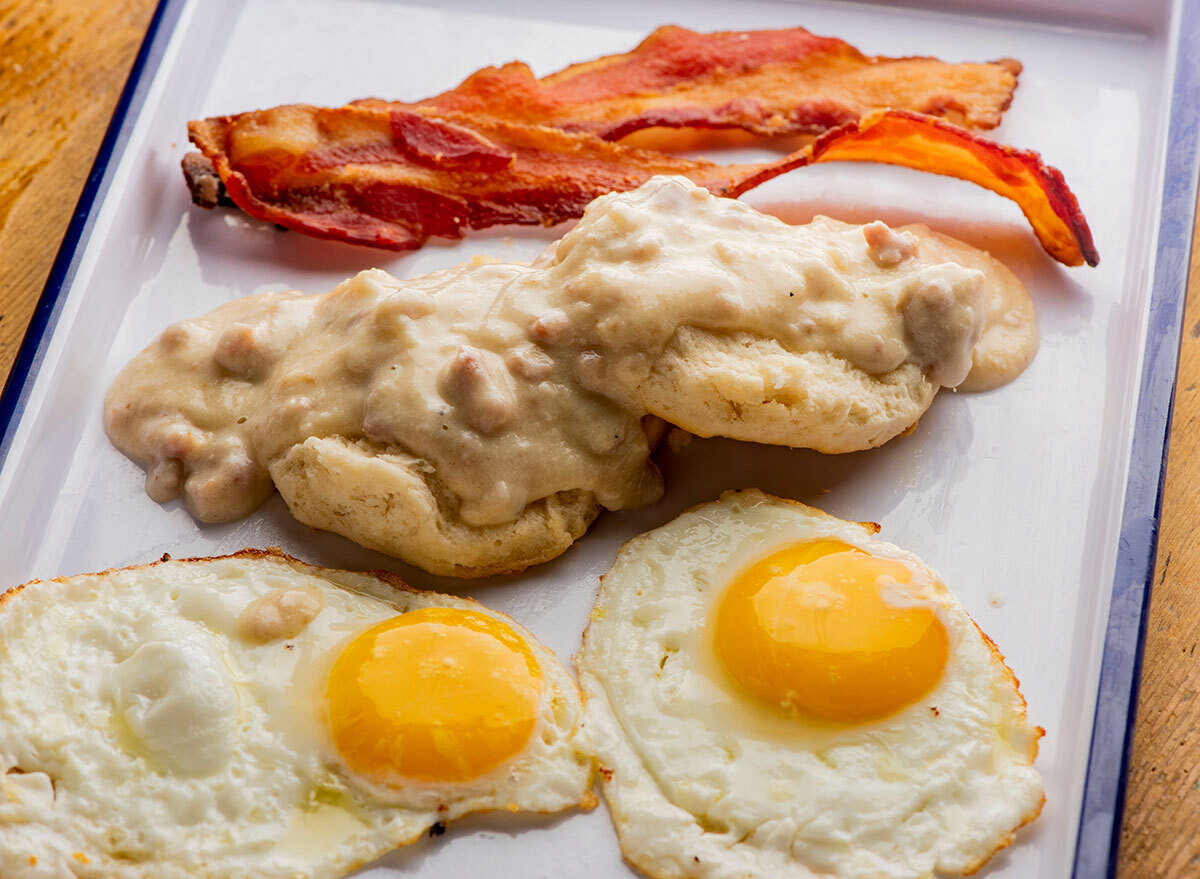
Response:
[713, 540, 949, 722]
[326, 607, 543, 785]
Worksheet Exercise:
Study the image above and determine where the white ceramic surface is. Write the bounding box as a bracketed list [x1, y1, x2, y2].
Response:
[0, 1, 1182, 876]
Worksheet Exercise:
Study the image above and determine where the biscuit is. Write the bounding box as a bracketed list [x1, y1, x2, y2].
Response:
[269, 436, 603, 577]
[634, 328, 937, 453]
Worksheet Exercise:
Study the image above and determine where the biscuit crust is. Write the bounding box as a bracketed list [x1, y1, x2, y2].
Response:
[635, 328, 937, 453]
[270, 436, 605, 577]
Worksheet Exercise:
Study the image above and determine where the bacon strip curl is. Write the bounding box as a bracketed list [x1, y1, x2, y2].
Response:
[798, 110, 1097, 267]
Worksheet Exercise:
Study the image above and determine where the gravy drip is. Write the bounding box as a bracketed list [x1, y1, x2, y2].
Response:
[105, 177, 1036, 528]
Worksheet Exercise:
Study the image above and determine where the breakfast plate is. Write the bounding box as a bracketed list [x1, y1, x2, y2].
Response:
[1, 0, 1197, 876]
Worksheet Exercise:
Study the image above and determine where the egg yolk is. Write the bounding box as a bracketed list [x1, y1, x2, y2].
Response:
[326, 607, 542, 785]
[713, 540, 948, 722]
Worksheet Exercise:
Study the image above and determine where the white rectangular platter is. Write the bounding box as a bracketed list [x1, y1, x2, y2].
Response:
[1, 0, 1195, 876]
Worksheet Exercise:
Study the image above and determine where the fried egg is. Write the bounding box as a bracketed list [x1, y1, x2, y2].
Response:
[0, 550, 593, 879]
[578, 490, 1043, 879]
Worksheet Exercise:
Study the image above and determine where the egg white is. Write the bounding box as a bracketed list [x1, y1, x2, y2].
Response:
[0, 550, 592, 879]
[578, 490, 1043, 879]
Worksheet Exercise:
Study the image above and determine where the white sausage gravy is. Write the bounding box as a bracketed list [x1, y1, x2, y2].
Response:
[106, 177, 1036, 533]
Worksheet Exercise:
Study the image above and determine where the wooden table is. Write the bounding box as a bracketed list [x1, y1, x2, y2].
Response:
[1, 1, 1196, 873]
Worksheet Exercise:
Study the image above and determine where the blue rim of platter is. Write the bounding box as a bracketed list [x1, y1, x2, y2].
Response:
[1072, 1, 1200, 876]
[0, 1, 1197, 875]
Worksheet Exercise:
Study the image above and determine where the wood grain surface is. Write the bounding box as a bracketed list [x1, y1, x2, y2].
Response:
[0, 0, 1196, 874]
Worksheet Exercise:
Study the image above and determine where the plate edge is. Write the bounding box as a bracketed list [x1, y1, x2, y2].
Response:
[1072, 1, 1200, 876]
[0, 0, 188, 469]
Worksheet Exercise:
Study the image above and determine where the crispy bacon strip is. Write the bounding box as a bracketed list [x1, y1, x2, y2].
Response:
[797, 110, 1098, 267]
[352, 25, 1020, 140]
[188, 105, 1096, 266]
[189, 105, 756, 250]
